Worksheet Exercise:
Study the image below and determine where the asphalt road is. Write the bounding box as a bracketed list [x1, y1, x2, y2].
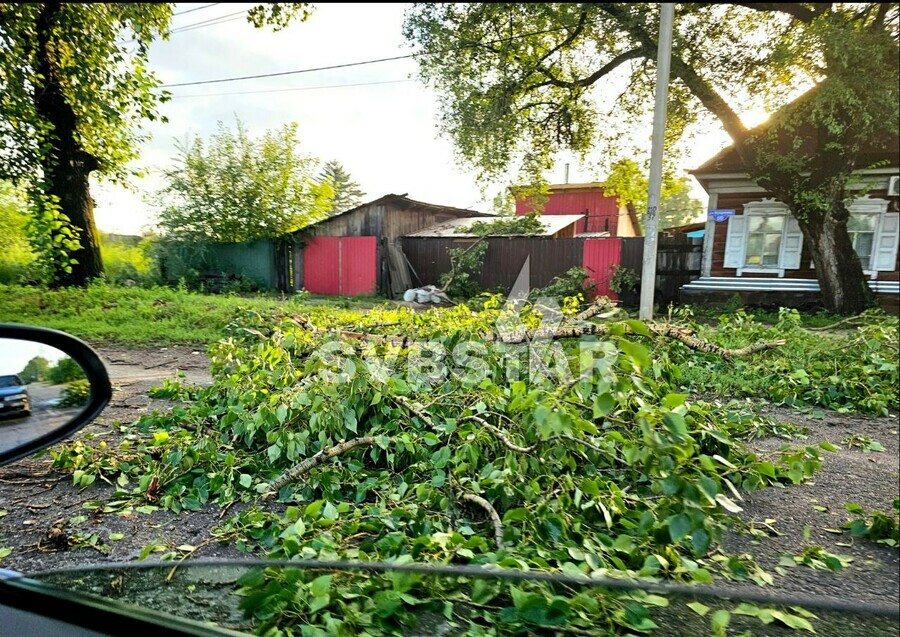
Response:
[0, 382, 81, 455]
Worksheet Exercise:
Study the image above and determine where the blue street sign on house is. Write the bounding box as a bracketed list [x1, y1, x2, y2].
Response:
[709, 209, 736, 222]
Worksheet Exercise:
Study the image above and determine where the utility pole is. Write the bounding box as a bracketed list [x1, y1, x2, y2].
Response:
[639, 2, 675, 321]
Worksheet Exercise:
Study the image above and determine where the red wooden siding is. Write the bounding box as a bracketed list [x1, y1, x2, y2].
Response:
[303, 237, 341, 295]
[582, 238, 622, 299]
[303, 236, 376, 295]
[340, 236, 377, 295]
[517, 187, 621, 234]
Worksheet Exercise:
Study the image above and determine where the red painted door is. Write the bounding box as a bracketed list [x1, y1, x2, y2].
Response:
[582, 238, 622, 300]
[303, 238, 341, 294]
[303, 236, 376, 295]
[340, 236, 377, 295]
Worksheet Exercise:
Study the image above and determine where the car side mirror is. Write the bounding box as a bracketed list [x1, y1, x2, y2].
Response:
[0, 325, 111, 466]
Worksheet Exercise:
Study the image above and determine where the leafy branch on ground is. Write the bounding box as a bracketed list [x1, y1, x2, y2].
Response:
[843, 501, 899, 548]
[47, 299, 833, 635]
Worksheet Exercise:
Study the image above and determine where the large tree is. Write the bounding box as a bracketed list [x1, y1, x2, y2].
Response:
[0, 3, 311, 286]
[157, 119, 333, 243]
[404, 3, 900, 313]
[319, 160, 365, 214]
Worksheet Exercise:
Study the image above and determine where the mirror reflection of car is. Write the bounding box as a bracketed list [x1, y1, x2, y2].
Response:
[0, 374, 31, 418]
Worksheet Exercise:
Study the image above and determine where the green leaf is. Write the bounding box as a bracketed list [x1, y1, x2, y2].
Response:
[662, 393, 688, 409]
[618, 339, 651, 370]
[686, 601, 710, 617]
[715, 493, 743, 513]
[309, 574, 331, 598]
[668, 513, 692, 542]
[239, 473, 252, 488]
[593, 393, 616, 417]
[711, 609, 730, 637]
[663, 412, 688, 439]
[625, 320, 652, 338]
[691, 528, 711, 556]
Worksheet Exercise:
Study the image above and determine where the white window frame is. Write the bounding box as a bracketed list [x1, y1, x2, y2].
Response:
[848, 196, 890, 277]
[737, 199, 794, 277]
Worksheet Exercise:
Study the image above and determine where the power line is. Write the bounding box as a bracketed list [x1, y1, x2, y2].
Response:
[168, 78, 415, 99]
[170, 13, 247, 34]
[157, 20, 597, 90]
[172, 3, 220, 17]
[169, 9, 248, 34]
[160, 54, 412, 88]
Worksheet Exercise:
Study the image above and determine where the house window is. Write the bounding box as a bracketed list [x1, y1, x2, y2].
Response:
[847, 215, 877, 270]
[744, 215, 784, 267]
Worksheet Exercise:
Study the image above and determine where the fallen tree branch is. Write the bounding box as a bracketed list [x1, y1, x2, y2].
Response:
[460, 414, 535, 453]
[574, 298, 613, 322]
[264, 436, 377, 496]
[806, 315, 865, 332]
[646, 325, 786, 358]
[293, 314, 784, 359]
[543, 434, 627, 466]
[461, 492, 505, 549]
[392, 394, 442, 432]
[483, 322, 785, 358]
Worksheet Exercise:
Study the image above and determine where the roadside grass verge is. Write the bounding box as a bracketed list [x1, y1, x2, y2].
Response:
[0, 283, 382, 345]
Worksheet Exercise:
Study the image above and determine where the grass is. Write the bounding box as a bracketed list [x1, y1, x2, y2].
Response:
[0, 283, 382, 345]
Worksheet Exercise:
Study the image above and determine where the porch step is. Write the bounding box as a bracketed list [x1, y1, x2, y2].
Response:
[682, 277, 899, 295]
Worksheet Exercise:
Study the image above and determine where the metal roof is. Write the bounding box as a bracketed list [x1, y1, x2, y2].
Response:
[407, 214, 585, 238]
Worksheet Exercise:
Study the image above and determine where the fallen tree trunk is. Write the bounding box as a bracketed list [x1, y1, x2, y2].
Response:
[290, 312, 783, 358]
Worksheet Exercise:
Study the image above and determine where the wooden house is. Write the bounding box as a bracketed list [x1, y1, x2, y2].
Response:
[683, 120, 899, 310]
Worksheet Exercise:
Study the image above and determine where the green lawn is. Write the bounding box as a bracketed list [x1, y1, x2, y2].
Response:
[0, 283, 382, 345]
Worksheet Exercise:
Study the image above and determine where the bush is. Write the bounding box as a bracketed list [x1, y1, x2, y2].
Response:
[100, 234, 157, 286]
[530, 266, 594, 301]
[439, 240, 487, 299]
[59, 379, 91, 408]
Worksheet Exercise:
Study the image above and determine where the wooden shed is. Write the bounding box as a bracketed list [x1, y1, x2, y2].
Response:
[290, 194, 491, 296]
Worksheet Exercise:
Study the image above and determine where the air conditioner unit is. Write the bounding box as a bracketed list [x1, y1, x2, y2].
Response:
[889, 175, 900, 197]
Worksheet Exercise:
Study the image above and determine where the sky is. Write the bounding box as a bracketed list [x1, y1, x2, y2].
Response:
[0, 339, 68, 376]
[93, 2, 758, 235]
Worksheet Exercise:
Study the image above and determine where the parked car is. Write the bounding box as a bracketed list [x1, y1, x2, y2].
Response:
[0, 374, 30, 418]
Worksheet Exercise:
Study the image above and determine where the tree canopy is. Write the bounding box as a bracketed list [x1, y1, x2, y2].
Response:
[403, 3, 900, 313]
[604, 159, 703, 230]
[0, 2, 312, 285]
[319, 160, 365, 215]
[157, 119, 333, 243]
[18, 356, 49, 384]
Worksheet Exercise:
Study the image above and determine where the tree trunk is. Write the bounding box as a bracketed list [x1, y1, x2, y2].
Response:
[47, 163, 103, 287]
[35, 1, 103, 287]
[796, 206, 876, 315]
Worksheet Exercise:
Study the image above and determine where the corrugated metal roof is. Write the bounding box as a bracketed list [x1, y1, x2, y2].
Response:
[407, 214, 585, 237]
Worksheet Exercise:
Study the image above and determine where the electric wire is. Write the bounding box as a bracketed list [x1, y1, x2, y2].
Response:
[158, 20, 601, 89]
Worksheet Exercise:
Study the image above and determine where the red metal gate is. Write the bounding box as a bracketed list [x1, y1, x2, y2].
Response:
[582, 238, 622, 300]
[303, 236, 377, 295]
